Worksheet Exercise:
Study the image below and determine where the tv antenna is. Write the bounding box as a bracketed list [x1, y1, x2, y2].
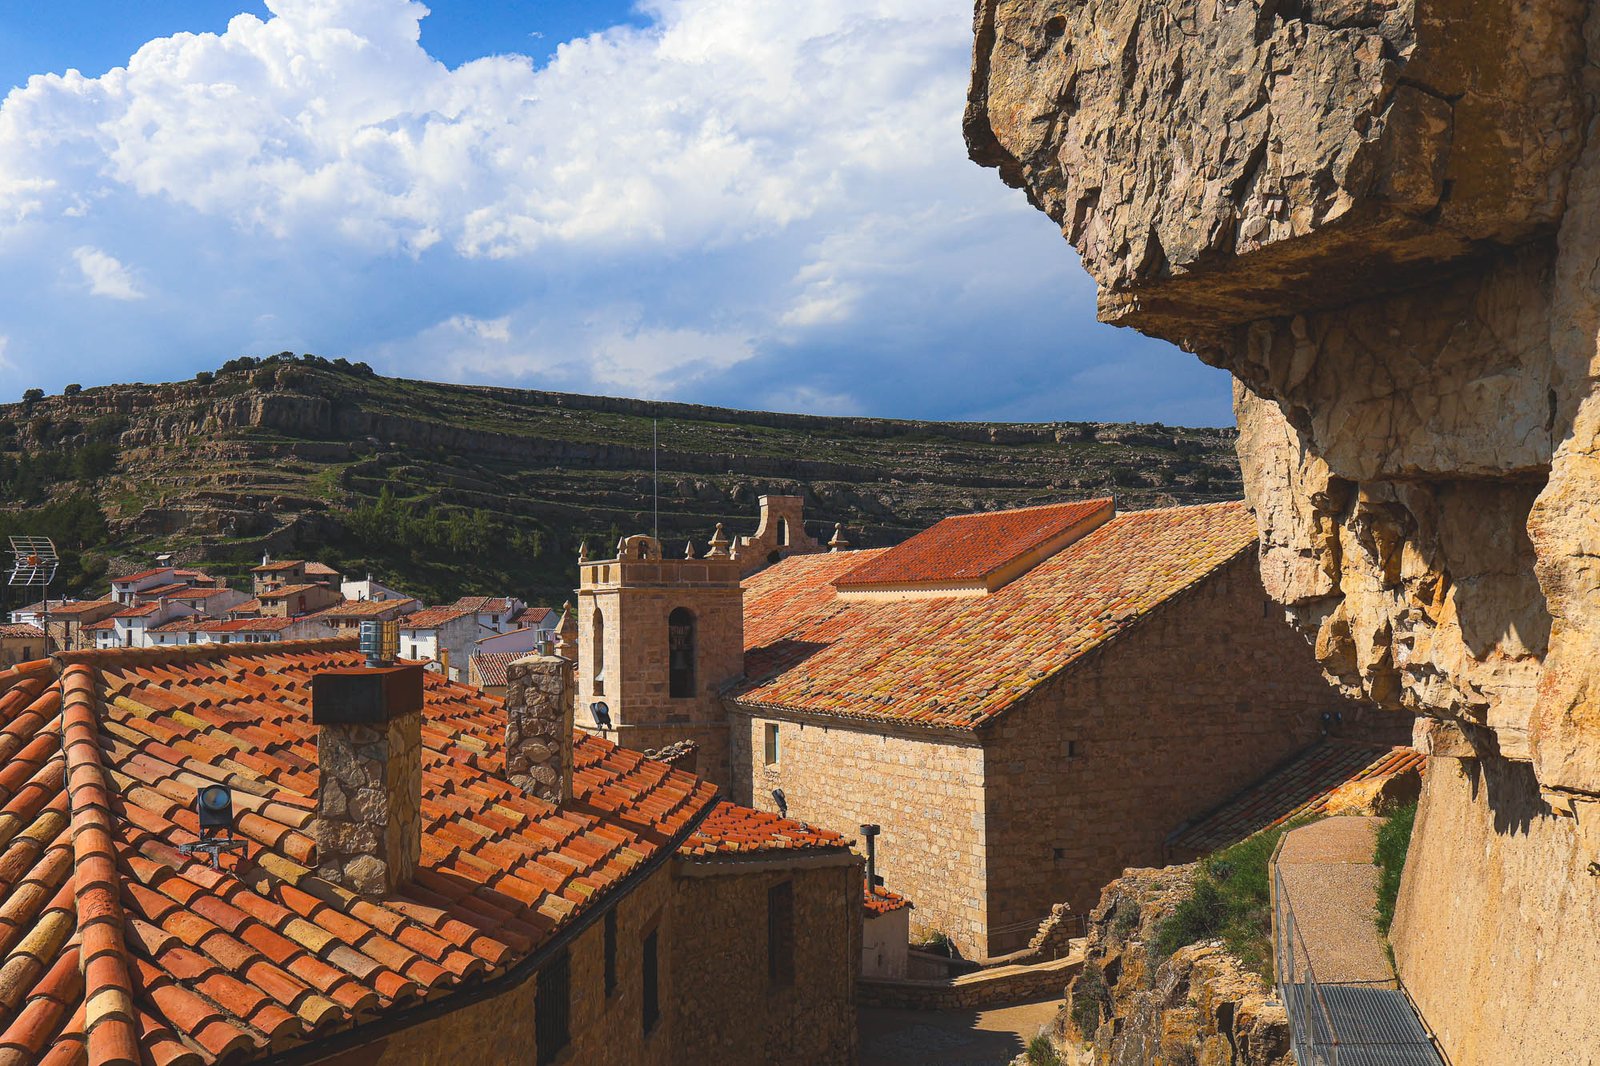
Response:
[7, 536, 58, 651]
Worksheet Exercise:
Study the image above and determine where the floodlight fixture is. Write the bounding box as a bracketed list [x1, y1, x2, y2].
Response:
[590, 701, 613, 730]
[772, 788, 787, 819]
[180, 783, 246, 869]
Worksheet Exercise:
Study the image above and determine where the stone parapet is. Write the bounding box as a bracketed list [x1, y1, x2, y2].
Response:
[855, 953, 1082, 1011]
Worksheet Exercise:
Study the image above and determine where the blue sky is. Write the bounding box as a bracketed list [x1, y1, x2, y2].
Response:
[0, 1, 1233, 424]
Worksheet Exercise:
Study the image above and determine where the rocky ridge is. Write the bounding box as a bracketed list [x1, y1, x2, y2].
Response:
[0, 363, 1243, 601]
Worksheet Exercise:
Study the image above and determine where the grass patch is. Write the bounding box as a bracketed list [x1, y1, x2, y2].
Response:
[1155, 817, 1314, 978]
[1374, 802, 1417, 937]
[1026, 1033, 1062, 1065]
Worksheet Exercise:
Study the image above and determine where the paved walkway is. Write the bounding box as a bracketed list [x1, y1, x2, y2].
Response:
[1275, 816, 1394, 984]
[858, 998, 1059, 1066]
[1275, 816, 1443, 1066]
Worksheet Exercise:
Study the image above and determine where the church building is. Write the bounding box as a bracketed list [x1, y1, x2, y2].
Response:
[574, 495, 1387, 958]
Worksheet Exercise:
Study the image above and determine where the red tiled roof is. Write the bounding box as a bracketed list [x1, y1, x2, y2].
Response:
[470, 652, 524, 689]
[312, 598, 418, 620]
[171, 588, 235, 599]
[135, 582, 192, 598]
[229, 599, 263, 615]
[113, 568, 178, 584]
[452, 597, 515, 614]
[1167, 742, 1428, 857]
[256, 584, 322, 600]
[302, 563, 340, 577]
[401, 608, 472, 629]
[0, 623, 46, 639]
[85, 606, 166, 631]
[10, 599, 72, 615]
[735, 501, 1257, 730]
[864, 883, 911, 917]
[250, 560, 304, 573]
[680, 801, 850, 857]
[0, 642, 717, 1063]
[50, 599, 118, 616]
[834, 498, 1112, 589]
[510, 607, 557, 628]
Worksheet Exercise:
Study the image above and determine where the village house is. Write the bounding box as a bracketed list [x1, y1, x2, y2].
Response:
[250, 556, 310, 595]
[7, 597, 121, 651]
[311, 595, 420, 637]
[133, 584, 249, 616]
[340, 573, 411, 603]
[398, 605, 480, 681]
[0, 622, 46, 665]
[452, 595, 529, 635]
[256, 581, 343, 618]
[145, 614, 330, 647]
[576, 497, 1389, 957]
[0, 640, 860, 1064]
[83, 599, 201, 649]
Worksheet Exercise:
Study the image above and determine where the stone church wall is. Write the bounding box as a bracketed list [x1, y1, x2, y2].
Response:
[982, 554, 1367, 953]
[728, 711, 991, 955]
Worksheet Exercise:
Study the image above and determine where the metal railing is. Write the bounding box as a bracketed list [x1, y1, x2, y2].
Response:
[1273, 860, 1344, 1066]
[1271, 839, 1444, 1066]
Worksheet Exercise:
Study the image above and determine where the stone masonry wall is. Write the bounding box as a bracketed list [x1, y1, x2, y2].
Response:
[728, 712, 990, 956]
[315, 712, 422, 895]
[982, 554, 1366, 953]
[669, 859, 859, 1065]
[314, 861, 674, 1066]
[505, 654, 574, 804]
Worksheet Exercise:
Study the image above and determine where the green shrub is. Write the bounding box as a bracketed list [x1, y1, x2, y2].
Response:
[1154, 816, 1315, 977]
[194, 371, 215, 385]
[63, 383, 81, 396]
[1070, 961, 1110, 1037]
[1374, 802, 1418, 936]
[1026, 1033, 1062, 1065]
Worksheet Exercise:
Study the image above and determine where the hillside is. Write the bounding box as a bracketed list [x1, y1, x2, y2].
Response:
[0, 355, 1242, 605]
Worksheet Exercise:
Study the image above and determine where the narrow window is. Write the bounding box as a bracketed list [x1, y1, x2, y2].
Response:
[764, 723, 780, 766]
[536, 948, 571, 1064]
[668, 607, 695, 699]
[1066, 739, 1079, 759]
[778, 516, 791, 546]
[642, 928, 660, 1034]
[604, 908, 618, 998]
[767, 881, 794, 986]
[592, 607, 606, 695]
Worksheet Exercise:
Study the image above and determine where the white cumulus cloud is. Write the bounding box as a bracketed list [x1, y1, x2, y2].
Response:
[72, 246, 146, 300]
[0, 0, 1230, 421]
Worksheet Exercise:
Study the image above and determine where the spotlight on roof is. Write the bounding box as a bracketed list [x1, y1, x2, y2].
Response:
[590, 701, 613, 730]
[772, 788, 787, 819]
[181, 783, 246, 869]
[196, 784, 233, 831]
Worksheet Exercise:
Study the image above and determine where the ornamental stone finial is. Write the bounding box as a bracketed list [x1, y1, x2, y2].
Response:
[829, 522, 850, 552]
[707, 523, 731, 558]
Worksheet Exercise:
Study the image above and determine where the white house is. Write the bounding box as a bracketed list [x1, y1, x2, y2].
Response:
[398, 607, 478, 682]
[450, 596, 527, 636]
[109, 568, 182, 606]
[84, 601, 200, 649]
[341, 575, 412, 603]
[145, 615, 326, 647]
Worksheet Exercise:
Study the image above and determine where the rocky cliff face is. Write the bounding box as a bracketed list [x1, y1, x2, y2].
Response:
[967, 2, 1600, 1061]
[1062, 868, 1291, 1066]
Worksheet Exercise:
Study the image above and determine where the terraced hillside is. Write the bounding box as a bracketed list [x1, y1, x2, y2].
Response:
[0, 356, 1242, 604]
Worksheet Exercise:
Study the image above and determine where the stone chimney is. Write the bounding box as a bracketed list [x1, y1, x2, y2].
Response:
[311, 664, 424, 894]
[504, 654, 574, 805]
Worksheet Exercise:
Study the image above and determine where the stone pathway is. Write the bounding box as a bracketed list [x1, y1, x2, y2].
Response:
[1274, 816, 1394, 984]
[857, 998, 1060, 1066]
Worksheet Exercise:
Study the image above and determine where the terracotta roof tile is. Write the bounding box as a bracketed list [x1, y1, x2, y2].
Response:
[249, 561, 303, 573]
[469, 653, 524, 689]
[0, 625, 46, 640]
[113, 570, 178, 585]
[680, 801, 850, 857]
[736, 500, 1257, 729]
[864, 883, 910, 917]
[399, 608, 472, 629]
[255, 585, 321, 601]
[835, 498, 1112, 588]
[301, 563, 340, 577]
[0, 639, 717, 1063]
[1167, 741, 1428, 857]
[452, 597, 515, 614]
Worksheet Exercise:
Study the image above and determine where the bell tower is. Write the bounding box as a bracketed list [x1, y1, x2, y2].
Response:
[575, 529, 745, 786]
